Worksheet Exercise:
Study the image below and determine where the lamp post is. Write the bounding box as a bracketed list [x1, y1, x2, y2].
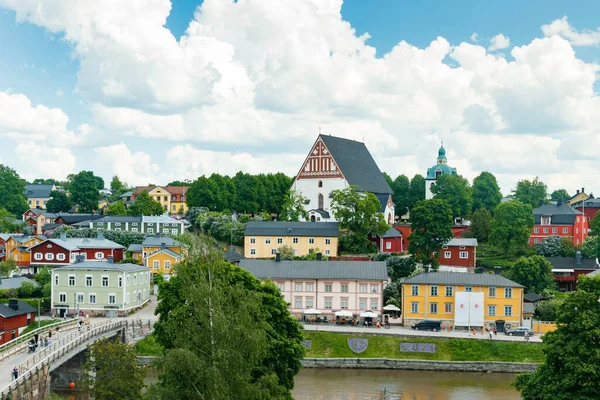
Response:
[37, 298, 41, 330]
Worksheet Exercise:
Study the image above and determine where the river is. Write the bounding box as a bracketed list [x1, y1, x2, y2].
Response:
[292, 369, 521, 400]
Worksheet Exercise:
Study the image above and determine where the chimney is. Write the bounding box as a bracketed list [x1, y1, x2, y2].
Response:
[316, 252, 322, 261]
[275, 253, 281, 262]
[576, 251, 582, 265]
[582, 187, 585, 194]
[161, 242, 166, 250]
[97, 232, 103, 240]
[60, 233, 67, 240]
[576, 189, 580, 195]
[8, 299, 18, 311]
[75, 255, 85, 263]
[557, 199, 563, 207]
[107, 256, 114, 264]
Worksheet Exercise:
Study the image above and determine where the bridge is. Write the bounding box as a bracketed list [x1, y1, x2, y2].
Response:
[0, 317, 154, 400]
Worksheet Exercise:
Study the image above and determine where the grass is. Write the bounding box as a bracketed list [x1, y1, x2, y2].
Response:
[134, 334, 164, 356]
[303, 331, 544, 363]
[21, 320, 57, 335]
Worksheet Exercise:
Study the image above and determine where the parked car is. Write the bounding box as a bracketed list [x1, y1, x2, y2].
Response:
[411, 320, 442, 332]
[505, 327, 534, 336]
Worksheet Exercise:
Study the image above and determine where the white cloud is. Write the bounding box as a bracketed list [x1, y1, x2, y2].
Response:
[15, 141, 76, 181]
[488, 33, 510, 51]
[94, 143, 161, 185]
[542, 16, 600, 46]
[56, 89, 63, 96]
[470, 32, 479, 42]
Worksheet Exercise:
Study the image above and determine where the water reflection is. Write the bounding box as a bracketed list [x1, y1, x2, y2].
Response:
[292, 369, 521, 400]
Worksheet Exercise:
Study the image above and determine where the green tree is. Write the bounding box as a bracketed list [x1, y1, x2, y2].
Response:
[490, 200, 534, 257]
[106, 200, 128, 216]
[560, 236, 576, 257]
[82, 338, 146, 400]
[430, 174, 472, 219]
[0, 209, 24, 233]
[186, 176, 220, 211]
[550, 189, 570, 203]
[514, 275, 600, 399]
[581, 236, 599, 259]
[392, 175, 411, 217]
[34, 266, 52, 286]
[69, 171, 100, 213]
[386, 256, 416, 281]
[109, 176, 129, 200]
[407, 174, 426, 210]
[31, 178, 57, 185]
[534, 299, 559, 322]
[151, 235, 304, 399]
[0, 259, 17, 278]
[279, 189, 309, 222]
[590, 211, 600, 236]
[408, 199, 453, 270]
[233, 172, 265, 214]
[470, 208, 492, 243]
[513, 177, 548, 208]
[472, 171, 502, 213]
[166, 180, 192, 187]
[506, 255, 554, 294]
[0, 165, 28, 215]
[45, 190, 72, 213]
[17, 282, 35, 298]
[128, 190, 164, 216]
[383, 282, 401, 307]
[94, 175, 105, 191]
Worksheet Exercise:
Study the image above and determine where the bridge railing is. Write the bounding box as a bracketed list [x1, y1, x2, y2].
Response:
[0, 319, 78, 363]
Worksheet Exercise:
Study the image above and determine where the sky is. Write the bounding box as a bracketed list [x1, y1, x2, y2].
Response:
[0, 0, 599, 196]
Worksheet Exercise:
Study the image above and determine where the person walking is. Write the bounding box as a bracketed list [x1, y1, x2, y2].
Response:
[12, 367, 18, 380]
[524, 331, 530, 342]
[493, 327, 497, 336]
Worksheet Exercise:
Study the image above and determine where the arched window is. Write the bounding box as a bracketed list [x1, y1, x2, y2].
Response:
[318, 180, 323, 188]
[435, 169, 442, 179]
[318, 193, 324, 209]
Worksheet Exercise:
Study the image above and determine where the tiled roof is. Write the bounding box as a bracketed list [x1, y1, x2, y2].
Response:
[244, 221, 339, 237]
[239, 259, 388, 281]
[401, 272, 523, 288]
[447, 238, 478, 247]
[533, 204, 583, 225]
[319, 135, 392, 194]
[53, 260, 146, 272]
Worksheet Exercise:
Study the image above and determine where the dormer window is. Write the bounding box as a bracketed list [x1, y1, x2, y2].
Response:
[435, 169, 442, 179]
[541, 217, 551, 226]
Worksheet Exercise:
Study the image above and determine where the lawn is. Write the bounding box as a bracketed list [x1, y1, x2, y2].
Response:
[304, 331, 544, 363]
[21, 320, 57, 335]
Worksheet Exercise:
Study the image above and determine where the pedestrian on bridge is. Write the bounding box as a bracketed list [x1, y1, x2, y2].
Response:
[12, 367, 18, 380]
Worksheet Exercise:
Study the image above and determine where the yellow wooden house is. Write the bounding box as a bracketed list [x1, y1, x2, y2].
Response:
[4, 235, 45, 268]
[145, 248, 183, 276]
[127, 236, 188, 276]
[401, 272, 525, 331]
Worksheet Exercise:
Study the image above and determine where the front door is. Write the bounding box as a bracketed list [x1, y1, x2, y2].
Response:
[523, 317, 532, 329]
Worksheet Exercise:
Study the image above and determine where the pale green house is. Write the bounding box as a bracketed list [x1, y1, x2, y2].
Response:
[50, 255, 151, 318]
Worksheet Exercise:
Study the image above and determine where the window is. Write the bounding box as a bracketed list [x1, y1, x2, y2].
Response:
[488, 305, 496, 316]
[86, 276, 93, 287]
[306, 297, 314, 308]
[306, 283, 313, 292]
[102, 276, 109, 287]
[34, 253, 43, 260]
[325, 250, 331, 255]
[563, 227, 568, 233]
[164, 260, 171, 269]
[445, 286, 453, 297]
[341, 298, 348, 309]
[292, 238, 299, 244]
[295, 283, 303, 292]
[277, 282, 285, 291]
[541, 217, 551, 225]
[115, 223, 121, 226]
[57, 253, 65, 261]
[325, 298, 333, 309]
[89, 294, 97, 304]
[108, 294, 116, 304]
[294, 297, 302, 308]
[277, 238, 283, 244]
[250, 249, 256, 255]
[162, 229, 169, 234]
[265, 238, 271, 244]
[459, 251, 468, 258]
[430, 286, 438, 296]
[444, 303, 452, 313]
[534, 227, 539, 233]
[385, 242, 391, 250]
[341, 284, 349, 293]
[45, 253, 54, 261]
[465, 287, 473, 292]
[371, 285, 378, 293]
[459, 246, 465, 250]
[543, 227, 548, 233]
[552, 228, 557, 233]
[293, 249, 298, 255]
[250, 238, 256, 244]
[325, 238, 331, 245]
[505, 288, 512, 298]
[359, 284, 367, 293]
[147, 228, 154, 234]
[68, 275, 75, 286]
[118, 276, 123, 287]
[308, 238, 315, 244]
[271, 248, 277, 255]
[54, 275, 59, 286]
[576, 228, 579, 234]
[370, 299, 378, 310]
[444, 251, 451, 258]
[411, 285, 419, 296]
[430, 303, 438, 314]
[132, 222, 138, 226]
[411, 302, 418, 313]
[134, 274, 137, 285]
[325, 284, 332, 292]
[77, 293, 84, 303]
[127, 275, 130, 286]
[153, 260, 160, 270]
[534, 238, 540, 244]
[504, 306, 512, 316]
[59, 293, 66, 303]
[488, 287, 496, 297]
[318, 180, 323, 187]
[98, 222, 104, 226]
[132, 228, 138, 233]
[359, 298, 367, 310]
[114, 228, 121, 231]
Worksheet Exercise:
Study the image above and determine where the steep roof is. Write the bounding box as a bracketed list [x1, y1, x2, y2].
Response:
[24, 184, 54, 199]
[166, 186, 189, 196]
[381, 227, 402, 238]
[146, 248, 182, 260]
[572, 198, 600, 208]
[244, 221, 339, 237]
[319, 135, 392, 194]
[0, 300, 38, 318]
[524, 293, 547, 303]
[533, 204, 583, 225]
[240, 259, 388, 281]
[53, 260, 146, 273]
[224, 250, 245, 263]
[40, 239, 80, 251]
[545, 256, 598, 270]
[401, 272, 524, 288]
[446, 238, 478, 247]
[426, 163, 457, 180]
[127, 244, 143, 252]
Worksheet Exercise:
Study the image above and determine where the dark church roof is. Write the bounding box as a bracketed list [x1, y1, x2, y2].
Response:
[320, 135, 392, 195]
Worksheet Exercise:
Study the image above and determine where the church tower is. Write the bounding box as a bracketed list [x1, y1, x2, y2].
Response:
[425, 143, 457, 199]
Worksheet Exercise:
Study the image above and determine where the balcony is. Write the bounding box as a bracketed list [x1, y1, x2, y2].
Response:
[553, 275, 576, 282]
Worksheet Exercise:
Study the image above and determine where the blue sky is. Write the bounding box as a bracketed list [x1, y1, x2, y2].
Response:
[0, 0, 599, 194]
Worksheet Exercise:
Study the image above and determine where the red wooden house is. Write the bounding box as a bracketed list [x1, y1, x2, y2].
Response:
[547, 252, 599, 291]
[370, 227, 404, 253]
[438, 238, 478, 269]
[530, 202, 589, 246]
[572, 198, 600, 225]
[0, 299, 37, 345]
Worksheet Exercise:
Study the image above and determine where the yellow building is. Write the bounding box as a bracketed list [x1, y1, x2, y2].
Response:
[566, 188, 589, 206]
[131, 185, 189, 214]
[127, 236, 188, 276]
[401, 272, 525, 330]
[24, 184, 55, 210]
[4, 235, 45, 268]
[145, 249, 183, 276]
[243, 221, 339, 259]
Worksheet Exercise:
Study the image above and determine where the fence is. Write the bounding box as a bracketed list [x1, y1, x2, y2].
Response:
[532, 320, 557, 334]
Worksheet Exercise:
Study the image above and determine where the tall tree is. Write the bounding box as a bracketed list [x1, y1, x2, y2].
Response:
[151, 235, 304, 399]
[106, 200, 128, 216]
[0, 165, 28, 215]
[470, 208, 492, 243]
[408, 199, 454, 270]
[128, 190, 164, 216]
[209, 173, 236, 211]
[31, 178, 57, 185]
[94, 175, 105, 191]
[69, 171, 100, 213]
[233, 172, 264, 214]
[506, 255, 554, 294]
[109, 176, 129, 199]
[0, 209, 24, 233]
[589, 211, 600, 236]
[45, 190, 72, 213]
[407, 174, 426, 210]
[514, 275, 600, 399]
[392, 175, 411, 217]
[280, 189, 309, 222]
[513, 177, 548, 208]
[490, 200, 534, 257]
[430, 174, 472, 219]
[472, 171, 502, 213]
[166, 180, 192, 187]
[550, 189, 570, 203]
[330, 186, 388, 237]
[382, 172, 394, 188]
[82, 338, 146, 400]
[186, 176, 221, 211]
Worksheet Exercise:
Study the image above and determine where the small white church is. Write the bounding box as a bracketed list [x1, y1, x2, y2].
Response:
[292, 134, 394, 223]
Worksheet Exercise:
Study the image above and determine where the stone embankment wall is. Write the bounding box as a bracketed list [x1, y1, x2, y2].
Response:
[302, 358, 538, 373]
[1, 365, 50, 400]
